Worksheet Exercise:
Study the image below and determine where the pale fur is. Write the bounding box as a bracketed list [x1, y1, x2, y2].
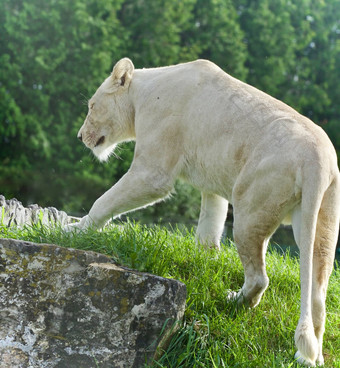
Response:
[70, 58, 340, 366]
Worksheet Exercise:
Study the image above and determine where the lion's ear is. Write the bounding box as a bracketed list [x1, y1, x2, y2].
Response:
[109, 58, 134, 92]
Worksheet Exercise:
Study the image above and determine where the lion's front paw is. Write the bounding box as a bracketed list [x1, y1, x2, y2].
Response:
[63, 215, 92, 234]
[63, 222, 83, 234]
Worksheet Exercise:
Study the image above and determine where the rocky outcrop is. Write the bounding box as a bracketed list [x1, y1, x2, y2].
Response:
[0, 238, 187, 367]
[0, 195, 73, 227]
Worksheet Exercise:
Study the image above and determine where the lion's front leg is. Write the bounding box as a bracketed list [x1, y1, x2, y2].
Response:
[66, 167, 173, 232]
[196, 192, 228, 250]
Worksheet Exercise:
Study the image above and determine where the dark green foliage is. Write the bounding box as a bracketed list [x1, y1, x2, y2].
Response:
[0, 0, 339, 220]
[0, 0, 130, 211]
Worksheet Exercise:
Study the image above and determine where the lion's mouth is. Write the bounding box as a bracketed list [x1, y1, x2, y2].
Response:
[95, 136, 105, 147]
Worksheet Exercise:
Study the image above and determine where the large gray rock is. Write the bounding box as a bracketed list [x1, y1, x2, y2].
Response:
[0, 195, 72, 227]
[0, 239, 186, 368]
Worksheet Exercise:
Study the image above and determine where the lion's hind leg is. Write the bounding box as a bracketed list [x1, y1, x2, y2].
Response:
[230, 177, 292, 308]
[230, 215, 272, 308]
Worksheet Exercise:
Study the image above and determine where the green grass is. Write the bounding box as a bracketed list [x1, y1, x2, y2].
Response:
[1, 221, 339, 368]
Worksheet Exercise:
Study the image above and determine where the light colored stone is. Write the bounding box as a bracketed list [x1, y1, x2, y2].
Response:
[0, 195, 72, 227]
[0, 238, 186, 368]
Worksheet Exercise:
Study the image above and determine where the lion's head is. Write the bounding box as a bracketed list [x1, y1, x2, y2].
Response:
[77, 58, 135, 161]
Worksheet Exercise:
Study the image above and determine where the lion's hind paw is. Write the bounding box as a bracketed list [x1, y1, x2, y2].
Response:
[226, 290, 245, 304]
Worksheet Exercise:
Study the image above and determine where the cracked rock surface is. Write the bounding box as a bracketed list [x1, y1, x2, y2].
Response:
[0, 195, 71, 227]
[0, 239, 187, 368]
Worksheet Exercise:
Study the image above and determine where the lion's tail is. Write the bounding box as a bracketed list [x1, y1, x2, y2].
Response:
[294, 166, 337, 365]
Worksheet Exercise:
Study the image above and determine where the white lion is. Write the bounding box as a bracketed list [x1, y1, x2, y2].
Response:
[69, 58, 340, 366]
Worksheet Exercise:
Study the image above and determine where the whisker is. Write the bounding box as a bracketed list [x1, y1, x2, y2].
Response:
[112, 144, 123, 160]
[112, 151, 122, 160]
[79, 93, 89, 106]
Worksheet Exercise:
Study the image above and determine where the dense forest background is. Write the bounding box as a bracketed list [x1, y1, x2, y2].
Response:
[1, 0, 340, 223]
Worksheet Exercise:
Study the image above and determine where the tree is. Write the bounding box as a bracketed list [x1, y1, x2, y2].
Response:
[233, 0, 299, 97]
[0, 0, 129, 211]
[183, 0, 248, 80]
[233, 0, 339, 158]
[118, 0, 199, 67]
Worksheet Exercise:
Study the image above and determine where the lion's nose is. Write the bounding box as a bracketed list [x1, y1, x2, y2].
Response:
[78, 133, 83, 142]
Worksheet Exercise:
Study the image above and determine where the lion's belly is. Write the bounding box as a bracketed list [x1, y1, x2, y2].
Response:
[179, 161, 234, 202]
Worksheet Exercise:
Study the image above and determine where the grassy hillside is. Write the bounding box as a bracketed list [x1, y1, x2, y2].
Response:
[1, 221, 339, 367]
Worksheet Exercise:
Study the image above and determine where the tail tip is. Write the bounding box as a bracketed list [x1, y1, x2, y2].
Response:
[294, 351, 316, 367]
[294, 319, 318, 365]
